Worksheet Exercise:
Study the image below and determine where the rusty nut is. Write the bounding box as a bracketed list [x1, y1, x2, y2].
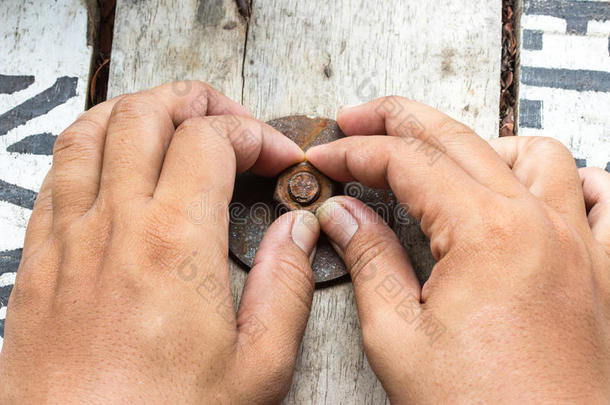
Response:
[274, 162, 335, 212]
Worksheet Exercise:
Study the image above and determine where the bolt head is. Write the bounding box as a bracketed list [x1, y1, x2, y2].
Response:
[273, 162, 334, 213]
[288, 172, 320, 204]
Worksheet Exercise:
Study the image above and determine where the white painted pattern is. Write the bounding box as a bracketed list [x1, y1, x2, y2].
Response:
[518, 4, 610, 169]
[0, 273, 16, 289]
[0, 201, 30, 252]
[0, 0, 93, 347]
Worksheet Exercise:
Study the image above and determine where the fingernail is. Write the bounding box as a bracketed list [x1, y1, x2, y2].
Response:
[308, 245, 317, 265]
[291, 211, 320, 256]
[315, 200, 358, 252]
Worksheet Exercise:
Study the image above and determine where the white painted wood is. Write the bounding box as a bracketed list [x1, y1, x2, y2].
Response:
[0, 274, 16, 289]
[0, 202, 30, 252]
[0, 0, 95, 352]
[517, 7, 610, 169]
[110, 0, 501, 403]
[0, 0, 94, 192]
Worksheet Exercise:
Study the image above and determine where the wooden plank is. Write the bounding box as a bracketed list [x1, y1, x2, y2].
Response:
[108, 0, 246, 99]
[245, 2, 501, 403]
[244, 1, 502, 139]
[109, 0, 501, 403]
[517, 0, 610, 170]
[0, 0, 96, 349]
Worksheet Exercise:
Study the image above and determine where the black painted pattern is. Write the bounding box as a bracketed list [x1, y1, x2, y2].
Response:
[0, 286, 11, 309]
[7, 132, 57, 155]
[0, 180, 37, 210]
[522, 30, 544, 50]
[519, 99, 543, 128]
[0, 74, 34, 95]
[0, 76, 77, 136]
[0, 250, 21, 339]
[521, 67, 610, 93]
[0, 249, 22, 275]
[524, 0, 610, 35]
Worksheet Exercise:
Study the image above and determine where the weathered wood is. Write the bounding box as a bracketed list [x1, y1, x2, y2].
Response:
[0, 0, 95, 349]
[109, 0, 501, 403]
[517, 0, 610, 170]
[108, 0, 246, 99]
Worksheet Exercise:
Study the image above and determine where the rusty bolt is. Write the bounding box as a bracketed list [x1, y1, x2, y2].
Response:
[274, 162, 335, 213]
[288, 172, 320, 204]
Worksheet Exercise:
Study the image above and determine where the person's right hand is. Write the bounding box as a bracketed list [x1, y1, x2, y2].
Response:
[307, 96, 610, 403]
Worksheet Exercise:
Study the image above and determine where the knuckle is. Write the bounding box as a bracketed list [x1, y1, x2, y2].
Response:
[177, 116, 236, 153]
[187, 80, 212, 96]
[53, 118, 103, 160]
[380, 95, 410, 117]
[346, 233, 393, 279]
[11, 242, 58, 305]
[177, 81, 212, 116]
[434, 116, 474, 137]
[267, 254, 314, 307]
[112, 93, 157, 121]
[526, 136, 573, 161]
[385, 95, 408, 106]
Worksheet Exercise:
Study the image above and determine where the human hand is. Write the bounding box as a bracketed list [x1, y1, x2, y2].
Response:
[307, 96, 610, 403]
[0, 81, 320, 404]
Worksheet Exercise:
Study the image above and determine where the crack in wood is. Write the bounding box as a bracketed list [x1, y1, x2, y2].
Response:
[240, 0, 252, 104]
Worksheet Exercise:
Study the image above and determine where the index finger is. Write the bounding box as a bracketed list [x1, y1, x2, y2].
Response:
[337, 97, 523, 198]
[306, 98, 510, 260]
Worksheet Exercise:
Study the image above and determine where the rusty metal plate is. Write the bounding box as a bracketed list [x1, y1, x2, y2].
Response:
[229, 116, 397, 284]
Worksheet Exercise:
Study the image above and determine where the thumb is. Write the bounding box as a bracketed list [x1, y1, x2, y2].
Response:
[234, 211, 318, 398]
[315, 196, 421, 329]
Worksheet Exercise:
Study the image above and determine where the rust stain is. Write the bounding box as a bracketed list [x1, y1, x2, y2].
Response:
[300, 118, 328, 150]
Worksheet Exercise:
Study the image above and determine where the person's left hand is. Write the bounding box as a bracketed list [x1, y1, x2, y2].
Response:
[0, 81, 319, 404]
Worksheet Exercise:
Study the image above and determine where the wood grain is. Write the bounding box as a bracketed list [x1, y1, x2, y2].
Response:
[109, 0, 501, 403]
[108, 0, 246, 99]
